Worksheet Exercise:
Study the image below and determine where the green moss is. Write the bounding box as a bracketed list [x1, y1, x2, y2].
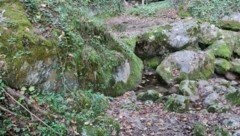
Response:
[218, 20, 240, 31]
[193, 123, 206, 136]
[144, 57, 161, 69]
[208, 40, 233, 59]
[207, 103, 229, 113]
[230, 59, 240, 74]
[215, 126, 230, 136]
[137, 90, 162, 102]
[226, 90, 240, 106]
[82, 116, 120, 136]
[178, 5, 191, 18]
[215, 58, 232, 74]
[165, 94, 189, 113]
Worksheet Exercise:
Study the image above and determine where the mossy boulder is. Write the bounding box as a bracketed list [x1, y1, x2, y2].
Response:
[137, 89, 162, 102]
[198, 22, 221, 45]
[226, 90, 240, 106]
[218, 20, 240, 31]
[218, 12, 240, 31]
[135, 19, 199, 59]
[165, 94, 189, 113]
[230, 59, 240, 74]
[215, 58, 232, 74]
[0, 1, 143, 96]
[156, 50, 215, 84]
[207, 40, 233, 59]
[193, 123, 207, 136]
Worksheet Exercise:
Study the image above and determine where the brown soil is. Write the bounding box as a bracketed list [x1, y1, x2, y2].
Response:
[105, 8, 179, 38]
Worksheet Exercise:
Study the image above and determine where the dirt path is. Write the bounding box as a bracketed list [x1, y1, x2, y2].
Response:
[105, 8, 179, 38]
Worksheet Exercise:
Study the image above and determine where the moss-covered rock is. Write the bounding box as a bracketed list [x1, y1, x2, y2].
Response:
[207, 40, 233, 59]
[230, 59, 240, 74]
[198, 22, 221, 45]
[0, 1, 143, 96]
[218, 13, 240, 31]
[207, 103, 229, 113]
[137, 89, 162, 102]
[165, 94, 189, 113]
[193, 123, 206, 136]
[135, 26, 169, 59]
[218, 20, 240, 31]
[215, 58, 232, 74]
[156, 50, 215, 84]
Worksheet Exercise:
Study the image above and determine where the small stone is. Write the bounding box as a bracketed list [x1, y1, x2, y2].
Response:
[225, 72, 237, 80]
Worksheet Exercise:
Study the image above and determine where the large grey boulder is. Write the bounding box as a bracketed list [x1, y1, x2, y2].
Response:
[198, 22, 221, 45]
[156, 50, 215, 84]
[135, 19, 199, 59]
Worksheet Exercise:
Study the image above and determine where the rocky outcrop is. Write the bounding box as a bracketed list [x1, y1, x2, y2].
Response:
[0, 1, 143, 96]
[156, 50, 215, 84]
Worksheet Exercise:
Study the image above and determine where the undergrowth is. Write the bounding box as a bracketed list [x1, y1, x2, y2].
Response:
[188, 0, 240, 22]
[0, 86, 118, 135]
[0, 0, 123, 135]
[127, 1, 171, 17]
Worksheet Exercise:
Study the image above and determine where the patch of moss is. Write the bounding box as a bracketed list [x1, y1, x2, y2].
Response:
[144, 57, 161, 69]
[218, 20, 240, 31]
[122, 37, 137, 51]
[208, 40, 233, 59]
[215, 58, 232, 74]
[226, 90, 240, 106]
[193, 123, 206, 136]
[230, 59, 240, 74]
[165, 94, 189, 113]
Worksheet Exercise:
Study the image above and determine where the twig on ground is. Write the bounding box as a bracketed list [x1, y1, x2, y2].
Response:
[0, 104, 17, 115]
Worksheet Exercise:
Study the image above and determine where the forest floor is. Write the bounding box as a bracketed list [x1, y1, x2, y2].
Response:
[107, 90, 240, 136]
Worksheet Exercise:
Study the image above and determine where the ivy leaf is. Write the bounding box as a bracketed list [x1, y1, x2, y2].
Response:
[28, 86, 35, 92]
